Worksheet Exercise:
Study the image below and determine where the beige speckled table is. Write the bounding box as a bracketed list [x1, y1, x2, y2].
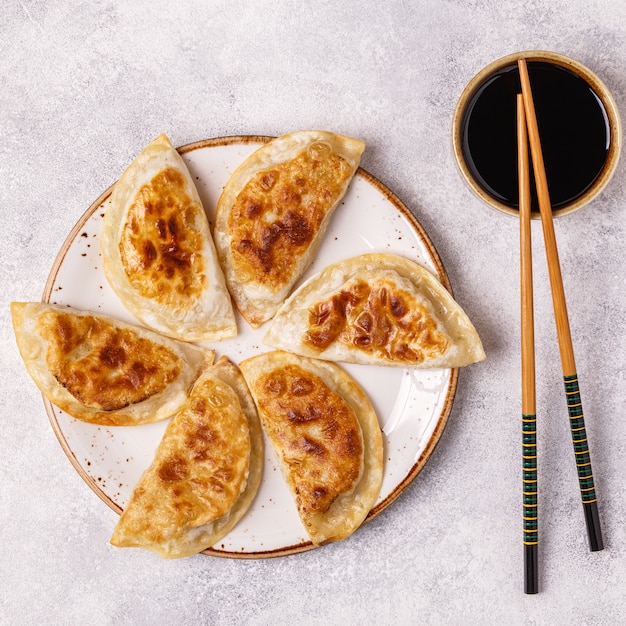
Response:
[2, 1, 626, 624]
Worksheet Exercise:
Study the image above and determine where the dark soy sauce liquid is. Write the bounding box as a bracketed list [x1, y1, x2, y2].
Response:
[461, 62, 610, 211]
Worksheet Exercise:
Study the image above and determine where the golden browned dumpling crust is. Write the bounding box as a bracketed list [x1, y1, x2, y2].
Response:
[303, 277, 449, 364]
[228, 143, 353, 286]
[264, 253, 486, 369]
[111, 357, 264, 559]
[39, 307, 181, 412]
[143, 371, 250, 521]
[11, 302, 214, 426]
[214, 131, 365, 329]
[120, 166, 207, 307]
[240, 351, 383, 546]
[254, 363, 364, 518]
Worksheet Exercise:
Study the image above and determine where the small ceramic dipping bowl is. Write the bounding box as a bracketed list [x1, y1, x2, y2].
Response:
[452, 50, 622, 218]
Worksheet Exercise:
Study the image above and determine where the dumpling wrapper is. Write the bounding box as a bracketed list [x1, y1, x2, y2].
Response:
[214, 130, 365, 329]
[263, 253, 486, 368]
[11, 302, 213, 426]
[240, 350, 383, 546]
[110, 357, 264, 559]
[101, 133, 236, 342]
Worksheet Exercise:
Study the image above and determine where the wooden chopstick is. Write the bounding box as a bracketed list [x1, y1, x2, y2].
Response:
[518, 94, 539, 594]
[518, 59, 604, 552]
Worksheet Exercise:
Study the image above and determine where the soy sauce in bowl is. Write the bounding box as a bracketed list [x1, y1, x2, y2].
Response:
[453, 52, 621, 217]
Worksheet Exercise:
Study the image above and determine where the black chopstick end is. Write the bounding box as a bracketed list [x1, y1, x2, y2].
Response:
[524, 544, 539, 594]
[584, 501, 604, 552]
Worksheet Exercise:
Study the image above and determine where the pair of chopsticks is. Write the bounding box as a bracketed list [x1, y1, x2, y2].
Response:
[517, 59, 603, 595]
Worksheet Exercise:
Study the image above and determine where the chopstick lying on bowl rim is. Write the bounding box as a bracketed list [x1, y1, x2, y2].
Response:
[517, 58, 604, 553]
[518, 93, 539, 595]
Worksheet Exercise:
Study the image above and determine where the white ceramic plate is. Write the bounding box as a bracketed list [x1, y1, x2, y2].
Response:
[42, 136, 457, 558]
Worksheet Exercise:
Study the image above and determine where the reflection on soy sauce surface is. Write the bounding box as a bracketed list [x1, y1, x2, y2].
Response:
[461, 62, 610, 211]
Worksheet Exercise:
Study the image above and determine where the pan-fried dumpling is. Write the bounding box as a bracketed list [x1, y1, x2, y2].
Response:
[110, 357, 264, 559]
[214, 130, 365, 329]
[101, 134, 236, 342]
[11, 302, 214, 426]
[264, 253, 485, 368]
[240, 350, 383, 546]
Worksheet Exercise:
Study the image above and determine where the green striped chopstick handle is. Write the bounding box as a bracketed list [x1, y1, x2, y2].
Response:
[523, 412, 538, 594]
[523, 413, 538, 545]
[564, 374, 604, 551]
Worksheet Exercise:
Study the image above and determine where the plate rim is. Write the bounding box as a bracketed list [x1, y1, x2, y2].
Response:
[41, 134, 459, 559]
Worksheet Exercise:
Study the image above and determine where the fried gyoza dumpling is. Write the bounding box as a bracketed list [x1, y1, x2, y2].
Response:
[110, 357, 263, 558]
[214, 130, 365, 329]
[240, 350, 383, 546]
[264, 253, 485, 368]
[11, 302, 213, 426]
[101, 134, 236, 342]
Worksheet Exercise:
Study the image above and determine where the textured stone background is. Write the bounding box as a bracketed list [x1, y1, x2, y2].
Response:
[2, 1, 626, 624]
